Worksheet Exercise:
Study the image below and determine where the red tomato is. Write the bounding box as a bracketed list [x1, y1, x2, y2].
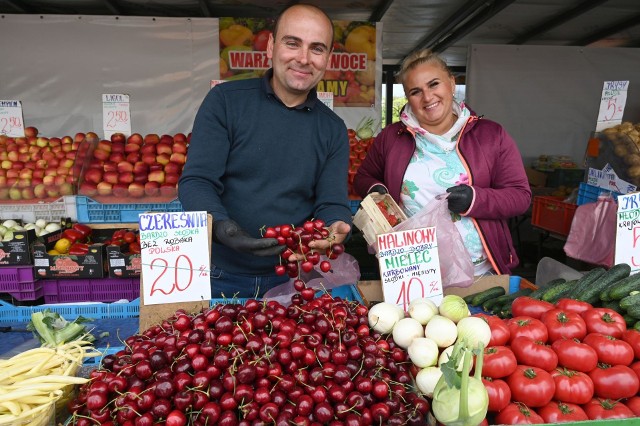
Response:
[551, 338, 598, 373]
[511, 296, 555, 320]
[507, 316, 548, 343]
[621, 329, 640, 359]
[550, 368, 594, 404]
[555, 298, 593, 315]
[481, 346, 517, 379]
[626, 396, 640, 416]
[510, 336, 558, 372]
[582, 398, 635, 420]
[506, 365, 556, 408]
[537, 401, 589, 423]
[495, 403, 544, 424]
[632, 360, 640, 381]
[474, 313, 510, 346]
[476, 420, 489, 426]
[582, 332, 634, 366]
[580, 308, 627, 338]
[541, 308, 587, 342]
[588, 364, 640, 400]
[482, 377, 511, 412]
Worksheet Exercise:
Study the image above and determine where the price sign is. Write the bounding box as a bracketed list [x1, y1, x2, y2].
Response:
[596, 81, 629, 132]
[102, 94, 132, 138]
[317, 92, 334, 110]
[139, 211, 212, 305]
[0, 100, 25, 137]
[377, 226, 443, 310]
[615, 193, 640, 274]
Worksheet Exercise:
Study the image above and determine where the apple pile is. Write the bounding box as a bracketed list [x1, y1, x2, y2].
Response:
[79, 132, 189, 200]
[0, 126, 91, 201]
[347, 127, 374, 198]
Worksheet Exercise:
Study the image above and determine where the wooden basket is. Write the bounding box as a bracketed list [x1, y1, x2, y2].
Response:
[353, 193, 407, 246]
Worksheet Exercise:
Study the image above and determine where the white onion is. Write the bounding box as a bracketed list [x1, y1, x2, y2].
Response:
[44, 223, 61, 232]
[368, 302, 403, 334]
[2, 220, 17, 229]
[407, 337, 439, 368]
[456, 316, 492, 350]
[438, 295, 470, 323]
[415, 366, 443, 397]
[392, 317, 425, 349]
[35, 219, 48, 229]
[408, 298, 438, 325]
[424, 315, 457, 348]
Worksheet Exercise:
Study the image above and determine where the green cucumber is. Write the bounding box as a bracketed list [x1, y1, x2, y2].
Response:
[634, 321, 640, 331]
[482, 297, 505, 313]
[484, 288, 533, 311]
[580, 263, 631, 304]
[600, 299, 622, 314]
[626, 304, 640, 320]
[540, 280, 577, 304]
[620, 291, 640, 311]
[470, 286, 506, 307]
[528, 278, 566, 300]
[568, 267, 606, 303]
[607, 270, 640, 300]
[623, 313, 638, 328]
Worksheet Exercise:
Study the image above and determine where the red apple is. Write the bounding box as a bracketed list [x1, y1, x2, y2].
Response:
[111, 133, 127, 144]
[118, 172, 134, 184]
[43, 175, 57, 186]
[56, 166, 70, 176]
[34, 183, 47, 199]
[54, 175, 66, 186]
[133, 173, 148, 184]
[0, 188, 9, 199]
[144, 134, 160, 145]
[19, 169, 32, 179]
[46, 184, 60, 198]
[111, 141, 125, 153]
[97, 181, 113, 196]
[103, 170, 119, 185]
[74, 133, 86, 143]
[140, 144, 157, 156]
[97, 140, 112, 153]
[11, 161, 24, 170]
[24, 126, 39, 138]
[7, 151, 18, 162]
[128, 182, 145, 198]
[148, 170, 165, 183]
[160, 134, 173, 145]
[172, 141, 188, 155]
[6, 169, 19, 179]
[61, 135, 73, 144]
[141, 153, 157, 166]
[79, 181, 98, 196]
[127, 133, 144, 145]
[86, 132, 100, 142]
[173, 133, 188, 144]
[8, 187, 22, 200]
[112, 183, 129, 198]
[165, 173, 180, 185]
[21, 187, 35, 200]
[117, 161, 134, 173]
[59, 182, 74, 196]
[149, 162, 163, 172]
[126, 152, 141, 163]
[84, 168, 103, 185]
[156, 143, 173, 156]
[160, 183, 177, 198]
[133, 161, 149, 175]
[124, 143, 141, 154]
[33, 169, 45, 179]
[156, 154, 170, 166]
[49, 137, 61, 147]
[93, 148, 110, 161]
[144, 181, 160, 196]
[109, 152, 125, 163]
[164, 161, 182, 175]
[103, 161, 118, 173]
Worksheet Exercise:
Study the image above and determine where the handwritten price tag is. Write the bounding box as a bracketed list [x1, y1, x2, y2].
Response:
[0, 100, 25, 137]
[615, 193, 640, 274]
[139, 211, 211, 305]
[596, 81, 629, 132]
[377, 226, 443, 310]
[102, 94, 132, 138]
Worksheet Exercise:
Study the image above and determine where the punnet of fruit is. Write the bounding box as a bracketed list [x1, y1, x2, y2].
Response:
[78, 131, 190, 202]
[0, 126, 92, 202]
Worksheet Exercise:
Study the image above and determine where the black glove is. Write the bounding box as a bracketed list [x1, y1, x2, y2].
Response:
[446, 185, 473, 214]
[368, 184, 388, 195]
[212, 219, 284, 256]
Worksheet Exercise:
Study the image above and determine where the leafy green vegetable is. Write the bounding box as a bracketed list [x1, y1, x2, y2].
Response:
[27, 310, 95, 346]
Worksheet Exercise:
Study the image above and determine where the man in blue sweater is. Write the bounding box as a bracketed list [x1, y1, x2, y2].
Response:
[179, 3, 352, 298]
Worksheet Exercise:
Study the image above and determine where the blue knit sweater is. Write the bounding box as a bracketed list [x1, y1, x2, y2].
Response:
[179, 70, 352, 275]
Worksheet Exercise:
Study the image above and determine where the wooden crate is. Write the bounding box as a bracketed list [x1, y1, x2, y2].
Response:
[353, 193, 407, 246]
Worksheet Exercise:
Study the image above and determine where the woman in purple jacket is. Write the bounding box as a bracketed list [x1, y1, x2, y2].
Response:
[354, 49, 531, 275]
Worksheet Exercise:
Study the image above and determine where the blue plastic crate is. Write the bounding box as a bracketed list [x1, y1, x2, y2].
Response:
[577, 182, 621, 205]
[0, 298, 140, 324]
[75, 195, 183, 223]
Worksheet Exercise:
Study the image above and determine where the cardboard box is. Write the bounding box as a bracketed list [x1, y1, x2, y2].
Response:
[357, 275, 510, 307]
[525, 167, 547, 188]
[33, 241, 107, 278]
[106, 245, 141, 278]
[0, 229, 37, 266]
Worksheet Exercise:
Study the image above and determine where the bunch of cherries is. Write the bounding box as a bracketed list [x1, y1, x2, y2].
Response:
[262, 219, 345, 297]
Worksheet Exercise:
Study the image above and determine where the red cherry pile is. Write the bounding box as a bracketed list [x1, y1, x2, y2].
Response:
[262, 219, 345, 292]
[67, 294, 430, 425]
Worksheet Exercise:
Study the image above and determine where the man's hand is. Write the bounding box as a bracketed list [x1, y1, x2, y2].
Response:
[288, 220, 351, 262]
[213, 219, 284, 256]
[446, 185, 473, 214]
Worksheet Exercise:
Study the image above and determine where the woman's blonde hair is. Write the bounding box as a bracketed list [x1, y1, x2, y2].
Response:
[395, 49, 453, 85]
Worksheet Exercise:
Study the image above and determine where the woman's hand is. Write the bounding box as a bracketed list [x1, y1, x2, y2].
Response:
[446, 185, 474, 213]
